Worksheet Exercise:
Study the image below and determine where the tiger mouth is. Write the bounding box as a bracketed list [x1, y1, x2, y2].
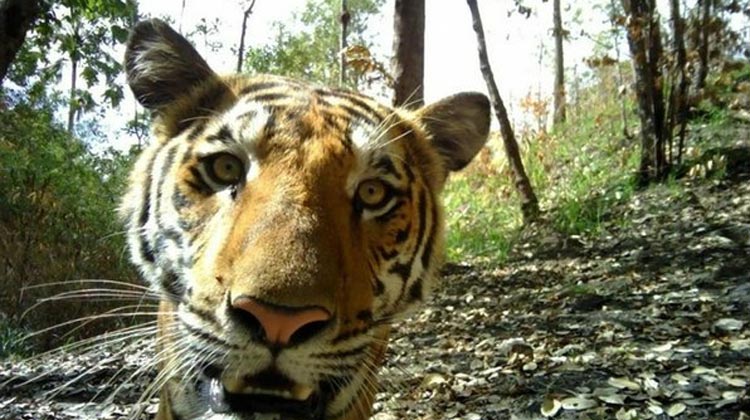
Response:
[204, 368, 327, 420]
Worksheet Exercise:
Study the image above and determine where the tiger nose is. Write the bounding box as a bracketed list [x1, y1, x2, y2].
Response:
[231, 297, 332, 346]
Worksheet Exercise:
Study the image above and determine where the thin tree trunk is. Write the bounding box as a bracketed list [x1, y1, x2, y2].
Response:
[610, 0, 632, 139]
[339, 0, 349, 87]
[67, 22, 80, 134]
[67, 55, 77, 133]
[0, 0, 41, 88]
[646, 1, 667, 178]
[391, 0, 424, 108]
[179, 0, 186, 33]
[466, 0, 540, 223]
[693, 0, 711, 92]
[668, 0, 689, 165]
[552, 0, 566, 126]
[622, 0, 667, 185]
[236, 0, 256, 73]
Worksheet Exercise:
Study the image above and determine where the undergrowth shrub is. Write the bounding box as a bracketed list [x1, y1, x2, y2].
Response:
[443, 64, 640, 264]
[0, 101, 139, 353]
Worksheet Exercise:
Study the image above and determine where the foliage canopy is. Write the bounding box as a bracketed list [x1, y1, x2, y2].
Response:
[244, 0, 384, 88]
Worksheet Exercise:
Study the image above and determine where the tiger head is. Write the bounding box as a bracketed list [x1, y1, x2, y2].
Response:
[121, 19, 489, 420]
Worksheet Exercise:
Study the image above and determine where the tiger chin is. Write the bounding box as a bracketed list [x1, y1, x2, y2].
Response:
[120, 18, 489, 420]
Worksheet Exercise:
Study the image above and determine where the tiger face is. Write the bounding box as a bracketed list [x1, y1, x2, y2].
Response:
[121, 19, 489, 420]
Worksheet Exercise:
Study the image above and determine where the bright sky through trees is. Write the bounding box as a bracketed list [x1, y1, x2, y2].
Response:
[136, 0, 609, 121]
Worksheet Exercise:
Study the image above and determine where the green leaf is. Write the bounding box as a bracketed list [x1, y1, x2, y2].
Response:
[111, 25, 129, 43]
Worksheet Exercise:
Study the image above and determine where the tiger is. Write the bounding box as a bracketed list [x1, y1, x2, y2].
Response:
[121, 18, 489, 420]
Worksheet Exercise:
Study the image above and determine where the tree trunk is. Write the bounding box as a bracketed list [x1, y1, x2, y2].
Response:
[0, 0, 41, 88]
[391, 0, 424, 108]
[179, 0, 186, 32]
[552, 0, 566, 126]
[692, 0, 711, 92]
[339, 0, 350, 87]
[621, 0, 667, 185]
[668, 0, 689, 165]
[466, 0, 540, 223]
[646, 1, 666, 177]
[610, 0, 632, 139]
[67, 22, 80, 133]
[67, 55, 78, 133]
[236, 0, 256, 73]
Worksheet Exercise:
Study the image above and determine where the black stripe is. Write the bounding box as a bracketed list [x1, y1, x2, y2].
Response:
[378, 246, 398, 260]
[390, 189, 427, 307]
[341, 130, 354, 155]
[238, 81, 288, 96]
[182, 321, 238, 349]
[389, 262, 411, 280]
[176, 215, 195, 232]
[330, 326, 374, 345]
[375, 156, 401, 179]
[374, 201, 405, 224]
[174, 85, 230, 136]
[238, 110, 258, 121]
[314, 343, 370, 360]
[161, 270, 185, 300]
[249, 93, 293, 103]
[420, 192, 438, 269]
[318, 97, 379, 125]
[321, 113, 341, 132]
[186, 120, 208, 142]
[139, 236, 155, 263]
[186, 302, 222, 328]
[320, 89, 385, 121]
[373, 277, 385, 296]
[187, 167, 212, 195]
[154, 144, 180, 233]
[407, 277, 423, 303]
[403, 161, 415, 182]
[137, 151, 158, 263]
[356, 310, 373, 322]
[394, 224, 411, 244]
[155, 145, 178, 209]
[206, 125, 234, 144]
[172, 188, 191, 211]
[263, 110, 278, 136]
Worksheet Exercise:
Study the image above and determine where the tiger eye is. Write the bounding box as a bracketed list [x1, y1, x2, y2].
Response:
[357, 179, 389, 207]
[210, 153, 244, 185]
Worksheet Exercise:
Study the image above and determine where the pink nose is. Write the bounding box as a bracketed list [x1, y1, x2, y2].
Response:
[232, 297, 331, 346]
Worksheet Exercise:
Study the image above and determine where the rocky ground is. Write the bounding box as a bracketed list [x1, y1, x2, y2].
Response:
[1, 127, 749, 420]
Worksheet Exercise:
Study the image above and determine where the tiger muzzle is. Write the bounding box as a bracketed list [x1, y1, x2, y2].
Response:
[204, 367, 329, 420]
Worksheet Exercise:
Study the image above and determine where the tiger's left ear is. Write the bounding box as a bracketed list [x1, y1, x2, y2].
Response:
[417, 92, 491, 172]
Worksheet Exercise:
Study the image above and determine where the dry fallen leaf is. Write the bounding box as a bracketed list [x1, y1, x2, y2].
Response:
[713, 318, 744, 332]
[721, 376, 747, 388]
[608, 377, 641, 391]
[615, 407, 638, 420]
[522, 361, 538, 371]
[561, 396, 597, 411]
[597, 393, 626, 405]
[541, 395, 562, 417]
[647, 401, 664, 415]
[666, 402, 686, 417]
[420, 373, 447, 390]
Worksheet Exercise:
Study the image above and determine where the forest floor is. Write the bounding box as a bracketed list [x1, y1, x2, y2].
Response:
[1, 122, 749, 420]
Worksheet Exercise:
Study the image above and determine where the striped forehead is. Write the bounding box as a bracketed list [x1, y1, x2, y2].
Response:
[189, 100, 268, 157]
[192, 81, 400, 151]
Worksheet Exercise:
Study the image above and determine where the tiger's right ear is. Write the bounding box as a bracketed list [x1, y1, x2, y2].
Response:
[125, 18, 216, 110]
